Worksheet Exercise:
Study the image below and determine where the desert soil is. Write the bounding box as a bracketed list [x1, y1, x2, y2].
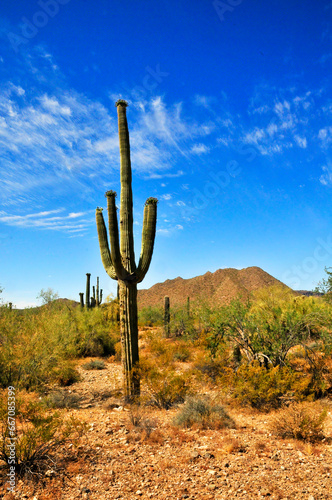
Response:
[1, 358, 332, 500]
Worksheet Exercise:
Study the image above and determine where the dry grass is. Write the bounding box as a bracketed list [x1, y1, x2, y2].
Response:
[269, 401, 328, 442]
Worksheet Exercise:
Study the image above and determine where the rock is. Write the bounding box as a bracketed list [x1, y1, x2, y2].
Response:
[45, 469, 56, 477]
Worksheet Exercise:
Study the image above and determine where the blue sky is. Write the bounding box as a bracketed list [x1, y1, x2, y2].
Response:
[0, 0, 331, 308]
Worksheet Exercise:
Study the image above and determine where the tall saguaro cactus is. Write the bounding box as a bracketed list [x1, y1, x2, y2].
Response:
[96, 100, 157, 400]
[164, 296, 170, 338]
[86, 273, 91, 309]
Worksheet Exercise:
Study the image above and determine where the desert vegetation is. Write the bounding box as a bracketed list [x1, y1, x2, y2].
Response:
[1, 283, 332, 498]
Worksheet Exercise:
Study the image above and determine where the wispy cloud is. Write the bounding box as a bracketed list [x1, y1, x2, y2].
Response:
[320, 162, 332, 186]
[144, 170, 185, 180]
[191, 143, 210, 154]
[0, 208, 91, 233]
[0, 48, 218, 205]
[241, 87, 327, 157]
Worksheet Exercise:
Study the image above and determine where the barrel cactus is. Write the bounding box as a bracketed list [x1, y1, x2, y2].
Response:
[96, 100, 157, 400]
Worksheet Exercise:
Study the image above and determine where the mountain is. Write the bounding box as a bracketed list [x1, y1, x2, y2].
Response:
[137, 266, 290, 308]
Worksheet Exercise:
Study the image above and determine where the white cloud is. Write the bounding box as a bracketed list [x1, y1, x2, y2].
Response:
[243, 128, 266, 145]
[191, 143, 210, 154]
[241, 89, 327, 156]
[0, 208, 90, 233]
[156, 228, 170, 235]
[144, 170, 184, 180]
[294, 135, 307, 148]
[318, 127, 332, 147]
[320, 163, 332, 186]
[161, 194, 172, 200]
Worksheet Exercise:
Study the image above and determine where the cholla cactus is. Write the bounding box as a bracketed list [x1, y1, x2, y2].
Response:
[96, 100, 157, 400]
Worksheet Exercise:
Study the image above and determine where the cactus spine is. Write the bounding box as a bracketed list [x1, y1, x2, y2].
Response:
[96, 100, 157, 400]
[164, 296, 170, 338]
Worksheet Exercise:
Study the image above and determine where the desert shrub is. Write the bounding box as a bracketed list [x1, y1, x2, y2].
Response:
[52, 362, 81, 387]
[138, 306, 163, 327]
[204, 287, 332, 367]
[172, 344, 191, 362]
[170, 305, 198, 339]
[194, 358, 227, 383]
[0, 392, 87, 481]
[139, 359, 191, 409]
[174, 396, 235, 430]
[229, 362, 324, 410]
[82, 359, 106, 370]
[314, 267, 332, 303]
[0, 304, 118, 391]
[269, 402, 328, 442]
[104, 298, 120, 322]
[126, 403, 158, 436]
[42, 390, 82, 409]
[148, 335, 171, 359]
[69, 307, 118, 357]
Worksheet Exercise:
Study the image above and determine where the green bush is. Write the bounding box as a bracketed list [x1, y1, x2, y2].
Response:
[194, 359, 227, 382]
[172, 345, 191, 362]
[138, 306, 163, 327]
[42, 390, 82, 409]
[229, 362, 325, 410]
[203, 286, 332, 366]
[82, 359, 106, 370]
[174, 396, 235, 430]
[0, 304, 119, 391]
[140, 360, 191, 409]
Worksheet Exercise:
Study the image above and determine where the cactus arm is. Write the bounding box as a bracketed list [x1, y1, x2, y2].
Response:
[105, 190, 131, 281]
[136, 198, 158, 283]
[95, 208, 117, 280]
[116, 100, 136, 274]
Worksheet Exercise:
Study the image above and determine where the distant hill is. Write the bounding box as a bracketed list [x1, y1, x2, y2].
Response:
[137, 266, 290, 308]
[296, 290, 324, 297]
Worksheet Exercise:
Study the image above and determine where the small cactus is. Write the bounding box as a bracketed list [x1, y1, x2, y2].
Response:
[79, 293, 84, 309]
[86, 273, 91, 309]
[79, 275, 103, 309]
[164, 296, 170, 338]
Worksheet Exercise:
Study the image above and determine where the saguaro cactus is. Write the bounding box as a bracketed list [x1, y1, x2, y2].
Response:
[164, 296, 170, 338]
[86, 273, 91, 309]
[79, 293, 84, 309]
[96, 99, 157, 400]
[80, 275, 102, 309]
